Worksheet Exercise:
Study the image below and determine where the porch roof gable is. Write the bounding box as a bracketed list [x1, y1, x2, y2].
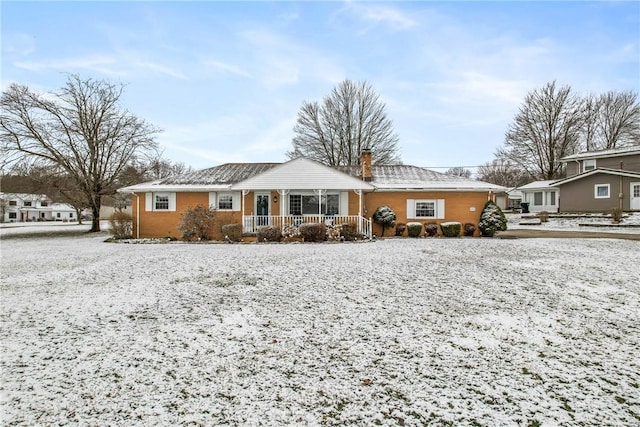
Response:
[231, 158, 374, 190]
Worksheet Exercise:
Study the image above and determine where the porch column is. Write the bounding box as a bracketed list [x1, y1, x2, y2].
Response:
[277, 189, 290, 215]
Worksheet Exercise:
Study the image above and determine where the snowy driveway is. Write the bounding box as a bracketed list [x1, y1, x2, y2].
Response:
[1, 234, 639, 425]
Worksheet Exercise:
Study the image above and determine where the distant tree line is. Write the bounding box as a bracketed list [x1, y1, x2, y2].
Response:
[490, 81, 639, 182]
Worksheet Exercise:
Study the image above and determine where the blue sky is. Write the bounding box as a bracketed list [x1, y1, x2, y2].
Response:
[2, 1, 639, 172]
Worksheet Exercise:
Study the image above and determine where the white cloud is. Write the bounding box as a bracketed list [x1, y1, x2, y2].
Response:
[134, 60, 187, 80]
[203, 60, 252, 78]
[339, 2, 417, 32]
[14, 55, 125, 77]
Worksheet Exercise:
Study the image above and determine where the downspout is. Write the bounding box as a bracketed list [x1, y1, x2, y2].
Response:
[133, 192, 140, 239]
[619, 162, 624, 210]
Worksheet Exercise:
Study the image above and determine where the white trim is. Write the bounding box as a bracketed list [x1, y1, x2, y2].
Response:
[407, 199, 445, 219]
[339, 192, 349, 216]
[631, 182, 640, 210]
[594, 184, 610, 199]
[583, 159, 596, 172]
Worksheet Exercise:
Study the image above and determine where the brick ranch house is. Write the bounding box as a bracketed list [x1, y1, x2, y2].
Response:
[118, 150, 505, 240]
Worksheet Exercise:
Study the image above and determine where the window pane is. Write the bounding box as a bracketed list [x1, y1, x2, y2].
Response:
[534, 192, 543, 205]
[584, 160, 596, 172]
[289, 195, 301, 215]
[596, 186, 609, 197]
[326, 195, 339, 215]
[155, 195, 169, 210]
[302, 195, 319, 214]
[218, 195, 233, 210]
[416, 201, 435, 217]
[549, 192, 556, 205]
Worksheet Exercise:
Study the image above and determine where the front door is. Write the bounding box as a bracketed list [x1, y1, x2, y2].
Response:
[256, 193, 270, 226]
[631, 182, 640, 210]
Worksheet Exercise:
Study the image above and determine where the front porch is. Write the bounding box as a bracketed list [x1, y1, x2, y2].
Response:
[242, 215, 372, 239]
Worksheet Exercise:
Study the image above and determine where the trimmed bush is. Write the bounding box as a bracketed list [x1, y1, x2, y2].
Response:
[440, 222, 461, 237]
[394, 223, 407, 236]
[424, 222, 438, 237]
[340, 223, 359, 241]
[538, 211, 549, 223]
[372, 205, 396, 237]
[406, 222, 423, 238]
[299, 223, 327, 242]
[108, 210, 133, 239]
[478, 200, 508, 237]
[611, 207, 623, 223]
[221, 223, 242, 242]
[179, 204, 215, 240]
[257, 225, 282, 242]
[463, 223, 476, 237]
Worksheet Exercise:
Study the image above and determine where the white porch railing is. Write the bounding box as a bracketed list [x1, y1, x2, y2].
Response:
[242, 215, 372, 239]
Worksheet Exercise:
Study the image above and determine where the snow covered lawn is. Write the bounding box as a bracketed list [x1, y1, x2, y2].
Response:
[1, 234, 639, 426]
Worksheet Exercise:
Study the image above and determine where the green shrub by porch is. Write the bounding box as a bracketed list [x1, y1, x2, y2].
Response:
[406, 222, 422, 237]
[440, 222, 461, 237]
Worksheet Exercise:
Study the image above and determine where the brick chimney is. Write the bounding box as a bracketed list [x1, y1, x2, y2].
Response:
[360, 148, 373, 182]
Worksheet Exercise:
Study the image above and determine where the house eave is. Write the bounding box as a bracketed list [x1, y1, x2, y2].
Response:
[118, 184, 231, 193]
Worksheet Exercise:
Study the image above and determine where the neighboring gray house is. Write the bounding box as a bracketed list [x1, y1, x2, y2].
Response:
[517, 181, 559, 213]
[553, 146, 640, 212]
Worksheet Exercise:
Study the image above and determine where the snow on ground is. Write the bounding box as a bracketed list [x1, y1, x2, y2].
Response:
[1, 230, 639, 426]
[506, 212, 640, 234]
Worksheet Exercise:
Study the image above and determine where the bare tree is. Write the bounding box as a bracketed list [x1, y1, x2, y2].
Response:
[595, 90, 640, 149]
[580, 92, 601, 152]
[145, 157, 193, 180]
[476, 158, 529, 188]
[287, 79, 401, 166]
[499, 81, 583, 180]
[445, 167, 472, 179]
[0, 74, 160, 231]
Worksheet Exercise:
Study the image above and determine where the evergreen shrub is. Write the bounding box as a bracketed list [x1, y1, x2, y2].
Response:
[440, 222, 461, 237]
[478, 201, 508, 237]
[372, 205, 396, 237]
[406, 222, 423, 237]
[395, 223, 407, 236]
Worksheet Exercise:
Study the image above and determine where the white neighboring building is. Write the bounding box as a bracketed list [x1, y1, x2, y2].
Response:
[517, 181, 560, 213]
[0, 193, 77, 222]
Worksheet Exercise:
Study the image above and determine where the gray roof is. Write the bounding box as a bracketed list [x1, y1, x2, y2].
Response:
[160, 163, 279, 185]
[561, 145, 640, 161]
[120, 160, 504, 192]
[338, 165, 503, 190]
